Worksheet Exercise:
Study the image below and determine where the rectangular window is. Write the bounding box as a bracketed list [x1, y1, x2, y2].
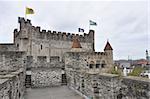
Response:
[96, 64, 100, 68]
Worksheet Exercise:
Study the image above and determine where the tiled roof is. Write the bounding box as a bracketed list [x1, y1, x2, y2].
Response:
[72, 37, 82, 48]
[104, 41, 113, 51]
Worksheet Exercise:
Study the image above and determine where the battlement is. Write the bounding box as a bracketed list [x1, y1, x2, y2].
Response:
[18, 17, 31, 25]
[16, 17, 94, 43]
[13, 28, 19, 38]
[35, 28, 94, 42]
[66, 52, 107, 58]
[92, 52, 107, 56]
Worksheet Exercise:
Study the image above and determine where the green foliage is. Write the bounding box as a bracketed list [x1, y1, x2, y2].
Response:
[128, 67, 144, 76]
[108, 66, 122, 76]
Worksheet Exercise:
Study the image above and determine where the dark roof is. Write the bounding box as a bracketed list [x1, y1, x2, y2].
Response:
[104, 41, 113, 51]
[72, 37, 82, 48]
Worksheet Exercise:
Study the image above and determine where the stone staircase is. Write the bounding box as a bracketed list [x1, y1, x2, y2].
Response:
[25, 75, 31, 88]
[62, 74, 67, 85]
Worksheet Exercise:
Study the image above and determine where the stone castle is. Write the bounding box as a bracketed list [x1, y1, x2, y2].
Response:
[0, 17, 149, 99]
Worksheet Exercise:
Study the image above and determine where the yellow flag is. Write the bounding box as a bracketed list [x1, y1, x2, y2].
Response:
[26, 7, 34, 15]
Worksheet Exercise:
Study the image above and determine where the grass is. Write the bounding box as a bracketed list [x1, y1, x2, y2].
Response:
[128, 67, 144, 76]
[108, 66, 122, 77]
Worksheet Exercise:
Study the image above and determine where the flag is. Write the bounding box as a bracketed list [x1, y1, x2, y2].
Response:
[78, 28, 84, 32]
[89, 20, 97, 26]
[26, 7, 34, 15]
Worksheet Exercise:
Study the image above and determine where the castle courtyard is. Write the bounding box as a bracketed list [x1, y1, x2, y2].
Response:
[24, 86, 83, 99]
[0, 2, 149, 98]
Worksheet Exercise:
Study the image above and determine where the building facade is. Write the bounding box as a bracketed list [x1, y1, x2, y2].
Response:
[0, 17, 113, 88]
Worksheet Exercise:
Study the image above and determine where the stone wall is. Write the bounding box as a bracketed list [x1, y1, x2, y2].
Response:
[16, 17, 94, 43]
[0, 51, 26, 71]
[26, 55, 64, 69]
[0, 44, 18, 51]
[120, 76, 150, 99]
[65, 52, 113, 72]
[66, 70, 150, 99]
[14, 17, 95, 58]
[31, 68, 63, 88]
[26, 55, 65, 88]
[0, 68, 26, 99]
[66, 70, 120, 99]
[0, 51, 26, 99]
[31, 39, 93, 60]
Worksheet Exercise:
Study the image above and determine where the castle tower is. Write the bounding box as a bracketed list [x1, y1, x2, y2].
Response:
[71, 37, 82, 52]
[104, 41, 113, 51]
[18, 17, 32, 39]
[89, 30, 95, 51]
[104, 41, 113, 67]
[146, 50, 149, 61]
[14, 17, 32, 54]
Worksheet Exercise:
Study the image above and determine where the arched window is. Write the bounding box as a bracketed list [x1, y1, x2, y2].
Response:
[89, 61, 94, 69]
[16, 44, 19, 47]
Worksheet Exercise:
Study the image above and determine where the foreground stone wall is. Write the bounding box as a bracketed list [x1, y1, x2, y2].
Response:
[0, 68, 25, 99]
[120, 76, 150, 99]
[0, 51, 26, 99]
[66, 70, 150, 99]
[66, 70, 120, 99]
[0, 51, 26, 71]
[31, 68, 63, 88]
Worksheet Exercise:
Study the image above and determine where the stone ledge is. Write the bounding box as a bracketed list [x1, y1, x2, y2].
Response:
[0, 79, 9, 89]
[123, 76, 150, 83]
[31, 66, 64, 69]
[0, 78, 9, 85]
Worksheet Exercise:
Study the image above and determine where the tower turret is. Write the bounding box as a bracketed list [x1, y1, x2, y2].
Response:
[89, 30, 95, 51]
[16, 17, 32, 54]
[146, 50, 149, 60]
[104, 41, 113, 68]
[104, 41, 113, 51]
[18, 17, 32, 39]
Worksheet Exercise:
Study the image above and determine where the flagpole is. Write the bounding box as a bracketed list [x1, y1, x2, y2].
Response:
[89, 20, 90, 30]
[25, 6, 27, 20]
[25, 13, 27, 20]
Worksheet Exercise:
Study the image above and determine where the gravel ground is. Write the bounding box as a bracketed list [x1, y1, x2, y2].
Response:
[24, 86, 83, 99]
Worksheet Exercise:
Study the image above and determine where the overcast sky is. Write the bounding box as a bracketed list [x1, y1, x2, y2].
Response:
[0, 0, 149, 60]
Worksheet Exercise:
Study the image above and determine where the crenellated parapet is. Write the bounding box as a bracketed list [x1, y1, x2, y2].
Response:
[33, 28, 94, 43]
[66, 52, 107, 58]
[92, 52, 107, 56]
[16, 17, 94, 43]
[13, 29, 19, 38]
[18, 17, 31, 26]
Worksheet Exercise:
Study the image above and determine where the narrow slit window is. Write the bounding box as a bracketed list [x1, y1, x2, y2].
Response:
[41, 45, 43, 50]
